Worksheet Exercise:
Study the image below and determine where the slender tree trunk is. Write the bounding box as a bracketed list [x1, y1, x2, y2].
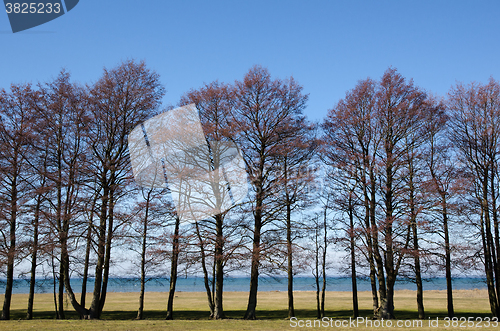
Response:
[320, 206, 327, 318]
[27, 195, 42, 320]
[137, 190, 151, 320]
[370, 185, 387, 318]
[361, 146, 380, 317]
[52, 248, 58, 318]
[61, 229, 91, 318]
[58, 258, 65, 319]
[481, 172, 499, 316]
[380, 157, 395, 319]
[81, 196, 97, 310]
[81, 223, 92, 310]
[89, 178, 108, 319]
[194, 220, 214, 316]
[490, 171, 500, 316]
[286, 200, 295, 318]
[362, 175, 378, 315]
[166, 216, 181, 320]
[213, 213, 225, 319]
[412, 211, 424, 319]
[1, 167, 18, 321]
[369, 167, 387, 318]
[348, 195, 358, 318]
[442, 195, 454, 317]
[1, 189, 17, 320]
[211, 258, 216, 307]
[244, 191, 263, 320]
[408, 166, 424, 319]
[315, 226, 321, 319]
[98, 185, 115, 317]
[480, 192, 498, 316]
[55, 125, 65, 320]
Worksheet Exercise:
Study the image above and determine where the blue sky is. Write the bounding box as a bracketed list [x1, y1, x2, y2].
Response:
[1, 0, 499, 121]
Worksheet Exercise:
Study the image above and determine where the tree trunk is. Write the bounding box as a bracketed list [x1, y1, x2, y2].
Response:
[27, 194, 42, 320]
[52, 249, 58, 318]
[89, 177, 108, 319]
[409, 166, 424, 319]
[481, 173, 499, 316]
[81, 196, 97, 310]
[412, 213, 424, 319]
[320, 206, 327, 318]
[315, 225, 321, 319]
[490, 171, 500, 317]
[81, 223, 92, 310]
[137, 189, 151, 320]
[370, 169, 387, 318]
[244, 192, 263, 320]
[442, 195, 454, 317]
[1, 169, 18, 320]
[213, 213, 225, 319]
[480, 199, 498, 316]
[98, 184, 115, 317]
[194, 220, 214, 316]
[379, 157, 395, 319]
[286, 200, 295, 318]
[166, 216, 180, 320]
[1, 208, 15, 321]
[362, 170, 378, 316]
[348, 195, 358, 318]
[58, 258, 65, 319]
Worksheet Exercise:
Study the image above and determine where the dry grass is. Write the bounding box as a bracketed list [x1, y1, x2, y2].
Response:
[0, 289, 494, 330]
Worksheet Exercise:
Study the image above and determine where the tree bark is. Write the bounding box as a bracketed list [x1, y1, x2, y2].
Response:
[98, 185, 115, 317]
[380, 151, 395, 319]
[81, 196, 97, 310]
[490, 170, 500, 317]
[320, 206, 327, 318]
[166, 216, 180, 320]
[286, 199, 295, 318]
[412, 204, 424, 319]
[442, 195, 454, 317]
[137, 189, 152, 320]
[213, 213, 225, 319]
[1, 180, 17, 320]
[408, 161, 424, 319]
[27, 194, 42, 319]
[314, 224, 321, 319]
[348, 194, 359, 318]
[1, 155, 18, 321]
[194, 220, 214, 316]
[244, 188, 263, 320]
[89, 176, 108, 319]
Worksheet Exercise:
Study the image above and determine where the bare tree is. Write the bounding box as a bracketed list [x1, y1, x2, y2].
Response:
[25, 118, 51, 320]
[322, 78, 380, 317]
[448, 78, 500, 316]
[423, 104, 458, 317]
[179, 81, 235, 319]
[0, 84, 35, 320]
[274, 119, 316, 318]
[374, 68, 430, 319]
[323, 68, 434, 319]
[30, 71, 90, 319]
[55, 60, 165, 319]
[230, 66, 308, 320]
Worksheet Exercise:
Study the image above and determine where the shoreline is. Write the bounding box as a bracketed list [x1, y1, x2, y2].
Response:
[4, 288, 489, 295]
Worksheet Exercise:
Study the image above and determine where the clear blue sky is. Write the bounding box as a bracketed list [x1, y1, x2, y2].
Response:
[1, 0, 499, 121]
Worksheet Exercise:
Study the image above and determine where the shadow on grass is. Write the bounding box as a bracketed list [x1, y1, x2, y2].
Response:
[8, 308, 494, 321]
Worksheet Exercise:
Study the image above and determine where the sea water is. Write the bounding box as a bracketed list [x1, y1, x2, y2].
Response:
[0, 276, 487, 294]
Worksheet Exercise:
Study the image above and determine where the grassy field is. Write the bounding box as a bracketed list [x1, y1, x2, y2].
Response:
[0, 289, 495, 330]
